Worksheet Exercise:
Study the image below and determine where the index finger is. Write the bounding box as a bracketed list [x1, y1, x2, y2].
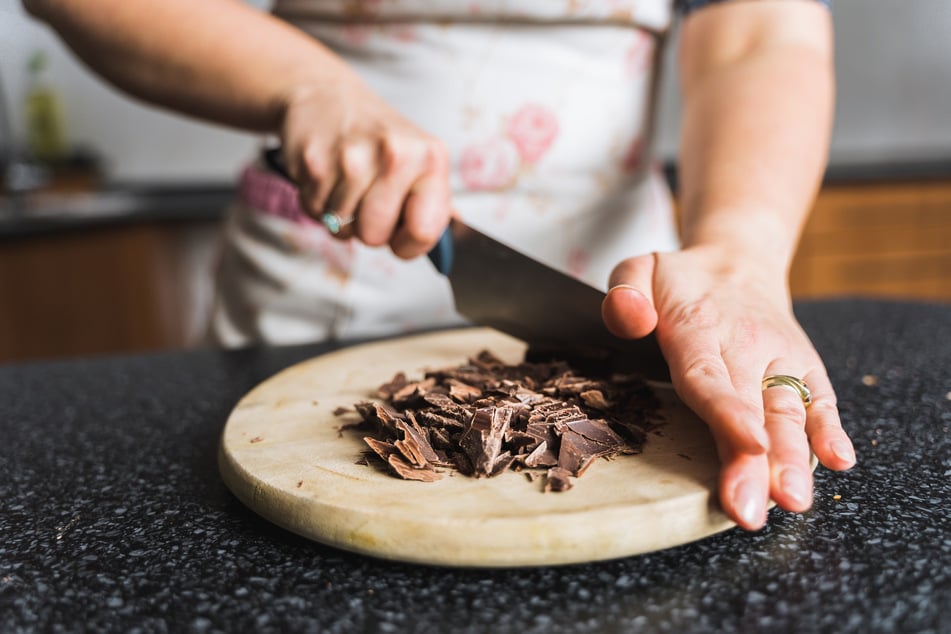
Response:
[660, 328, 769, 454]
[390, 169, 452, 259]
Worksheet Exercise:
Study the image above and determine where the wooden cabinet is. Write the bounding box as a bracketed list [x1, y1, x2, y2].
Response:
[0, 220, 219, 363]
[790, 179, 951, 300]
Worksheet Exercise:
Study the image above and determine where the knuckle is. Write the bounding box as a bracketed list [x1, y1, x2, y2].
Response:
[381, 135, 410, 171]
[764, 397, 807, 425]
[670, 298, 719, 331]
[728, 315, 761, 348]
[809, 400, 839, 418]
[301, 143, 328, 178]
[424, 139, 450, 173]
[805, 402, 842, 434]
[390, 239, 421, 261]
[356, 224, 388, 248]
[356, 198, 392, 224]
[405, 220, 442, 246]
[680, 354, 725, 384]
[339, 142, 372, 178]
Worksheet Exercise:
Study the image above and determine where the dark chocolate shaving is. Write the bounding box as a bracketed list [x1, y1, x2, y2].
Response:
[545, 467, 574, 492]
[347, 350, 661, 491]
[459, 406, 513, 476]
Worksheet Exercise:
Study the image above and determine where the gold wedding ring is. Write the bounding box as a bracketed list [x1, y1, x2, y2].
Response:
[762, 374, 813, 408]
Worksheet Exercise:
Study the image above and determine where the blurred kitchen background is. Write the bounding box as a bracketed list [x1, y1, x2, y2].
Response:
[1, 0, 950, 362]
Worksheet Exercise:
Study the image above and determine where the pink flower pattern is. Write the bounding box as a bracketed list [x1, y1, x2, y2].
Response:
[282, 226, 355, 285]
[340, 24, 374, 45]
[624, 31, 653, 77]
[459, 137, 521, 191]
[232, 0, 668, 344]
[506, 104, 560, 164]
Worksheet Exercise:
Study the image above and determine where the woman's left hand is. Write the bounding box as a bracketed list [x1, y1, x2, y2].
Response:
[601, 246, 856, 530]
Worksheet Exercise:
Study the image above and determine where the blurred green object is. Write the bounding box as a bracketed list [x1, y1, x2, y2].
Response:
[24, 50, 68, 162]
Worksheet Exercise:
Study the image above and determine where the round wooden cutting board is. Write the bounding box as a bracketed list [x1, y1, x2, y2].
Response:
[219, 328, 737, 567]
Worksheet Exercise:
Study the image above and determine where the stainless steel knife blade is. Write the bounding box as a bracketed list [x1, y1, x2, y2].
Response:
[261, 147, 668, 379]
[436, 220, 670, 381]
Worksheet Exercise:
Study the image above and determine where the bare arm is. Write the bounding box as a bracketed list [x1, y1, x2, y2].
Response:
[24, 0, 351, 131]
[677, 0, 834, 271]
[25, 0, 451, 257]
[602, 1, 854, 530]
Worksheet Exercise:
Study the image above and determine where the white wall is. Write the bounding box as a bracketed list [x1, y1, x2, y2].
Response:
[3, 0, 950, 183]
[655, 0, 951, 165]
[1, 0, 260, 183]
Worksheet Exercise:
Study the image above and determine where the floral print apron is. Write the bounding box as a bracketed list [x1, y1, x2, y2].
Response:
[212, 0, 682, 346]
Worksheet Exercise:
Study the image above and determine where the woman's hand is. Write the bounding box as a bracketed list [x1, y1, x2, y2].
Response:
[602, 247, 856, 530]
[280, 82, 452, 258]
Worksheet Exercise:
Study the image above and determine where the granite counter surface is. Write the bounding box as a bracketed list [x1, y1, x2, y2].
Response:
[1, 300, 949, 633]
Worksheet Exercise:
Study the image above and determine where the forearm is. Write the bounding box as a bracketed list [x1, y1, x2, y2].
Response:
[676, 3, 834, 274]
[24, 0, 356, 132]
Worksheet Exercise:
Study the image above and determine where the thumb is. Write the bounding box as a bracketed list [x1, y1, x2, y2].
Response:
[601, 253, 658, 339]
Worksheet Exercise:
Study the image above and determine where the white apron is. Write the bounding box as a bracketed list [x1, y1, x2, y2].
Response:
[212, 0, 682, 346]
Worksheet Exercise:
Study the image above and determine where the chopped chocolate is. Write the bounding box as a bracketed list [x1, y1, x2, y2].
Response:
[415, 410, 467, 430]
[580, 389, 613, 410]
[376, 372, 409, 399]
[393, 418, 441, 468]
[566, 419, 629, 452]
[354, 401, 403, 436]
[558, 428, 612, 476]
[345, 349, 660, 491]
[387, 453, 442, 482]
[447, 379, 483, 403]
[523, 441, 558, 468]
[545, 467, 574, 493]
[460, 407, 514, 476]
[363, 436, 398, 462]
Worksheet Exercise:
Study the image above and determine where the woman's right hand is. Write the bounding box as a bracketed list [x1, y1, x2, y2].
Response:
[280, 82, 452, 259]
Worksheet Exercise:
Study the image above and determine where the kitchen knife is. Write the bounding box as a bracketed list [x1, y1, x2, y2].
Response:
[262, 148, 669, 380]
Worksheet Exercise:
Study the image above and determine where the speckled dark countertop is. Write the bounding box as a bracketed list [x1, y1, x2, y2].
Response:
[2, 299, 949, 633]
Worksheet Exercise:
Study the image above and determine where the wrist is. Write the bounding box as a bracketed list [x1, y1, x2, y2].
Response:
[272, 55, 367, 134]
[681, 208, 801, 277]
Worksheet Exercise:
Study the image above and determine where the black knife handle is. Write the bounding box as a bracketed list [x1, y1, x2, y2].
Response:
[261, 147, 454, 275]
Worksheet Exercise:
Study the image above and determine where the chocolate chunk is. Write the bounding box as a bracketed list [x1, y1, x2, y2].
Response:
[415, 410, 467, 430]
[354, 401, 403, 436]
[376, 372, 409, 399]
[387, 453, 442, 482]
[566, 419, 629, 452]
[580, 389, 613, 410]
[489, 451, 517, 477]
[557, 418, 632, 476]
[426, 426, 454, 451]
[447, 379, 483, 403]
[393, 418, 440, 468]
[460, 407, 514, 477]
[544, 467, 574, 492]
[557, 429, 606, 476]
[523, 441, 559, 468]
[347, 349, 659, 490]
[363, 437, 398, 462]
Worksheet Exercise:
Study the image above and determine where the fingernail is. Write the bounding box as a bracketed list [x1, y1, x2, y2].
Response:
[780, 468, 810, 507]
[734, 479, 765, 528]
[831, 440, 856, 465]
[609, 284, 645, 298]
